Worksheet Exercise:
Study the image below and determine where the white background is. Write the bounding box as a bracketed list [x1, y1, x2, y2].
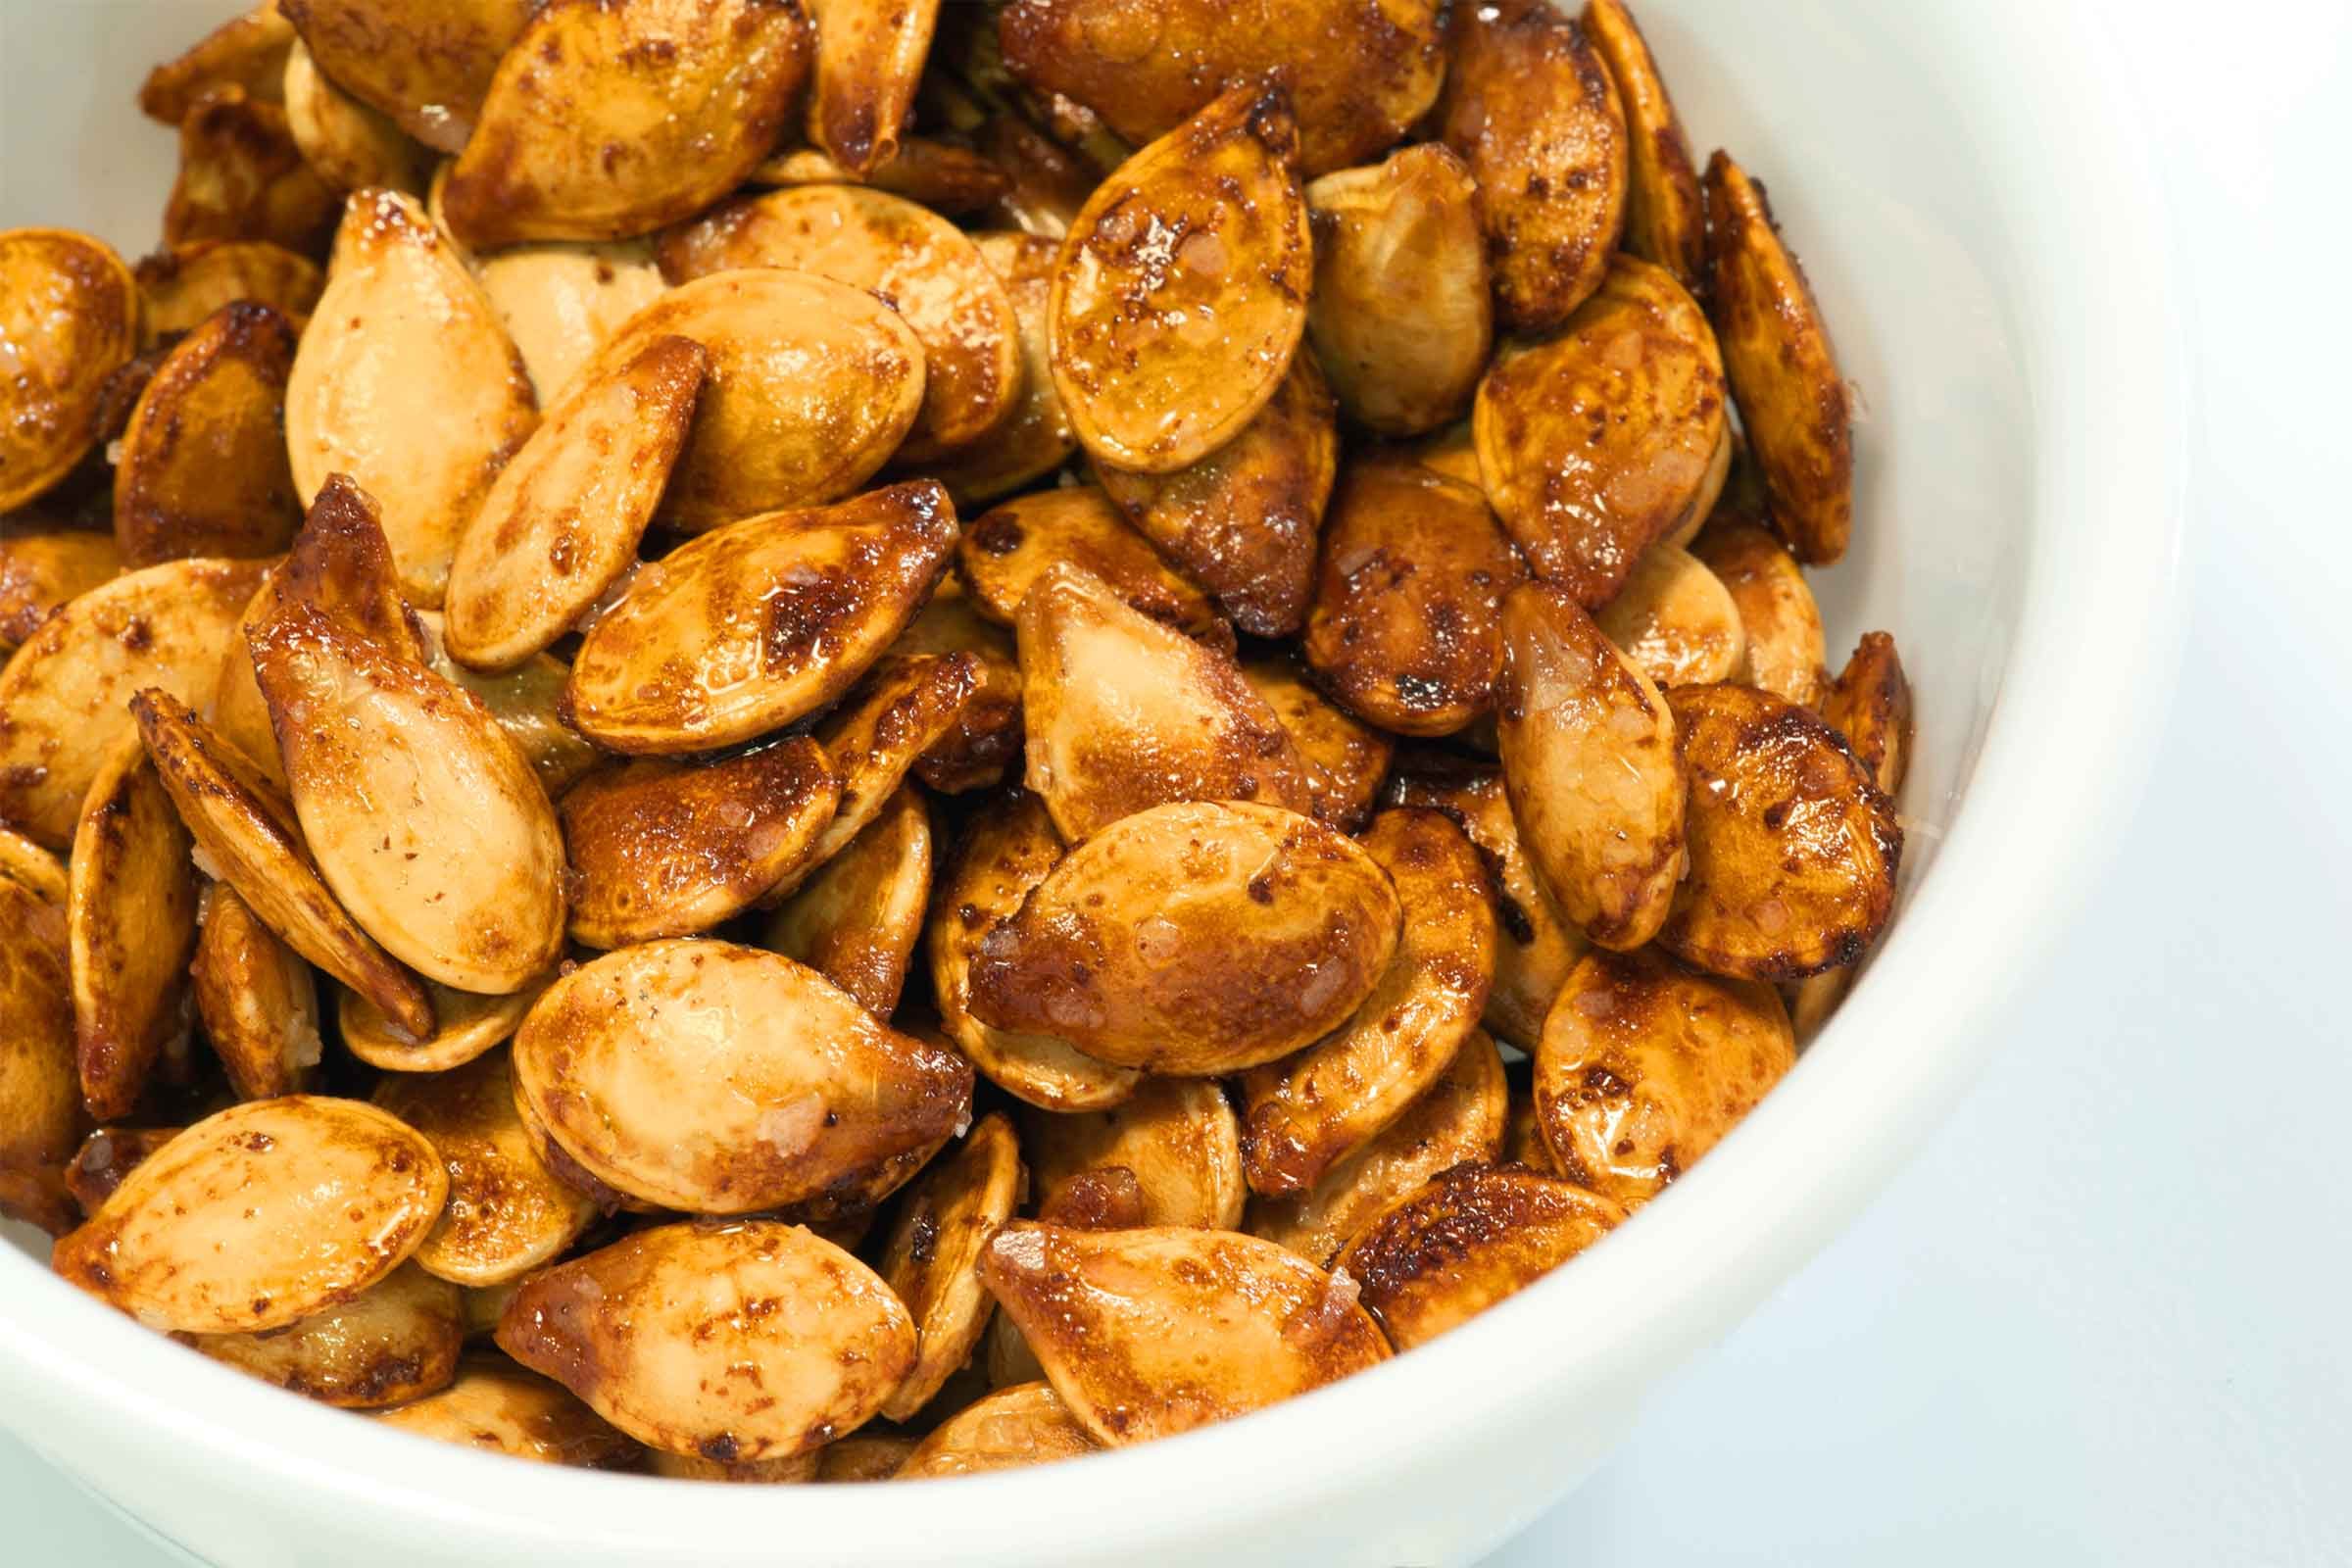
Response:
[6, 1, 2350, 1563]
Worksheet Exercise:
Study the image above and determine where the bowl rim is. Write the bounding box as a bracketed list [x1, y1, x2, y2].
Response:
[0, 1, 2189, 1559]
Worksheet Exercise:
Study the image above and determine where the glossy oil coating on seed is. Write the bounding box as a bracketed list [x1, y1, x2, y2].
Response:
[1240, 808, 1494, 1196]
[1820, 632, 1912, 798]
[1304, 144, 1493, 436]
[1693, 520, 1829, 709]
[1014, 564, 1316, 842]
[0, 556, 271, 848]
[278, 0, 536, 153]
[251, 601, 565, 993]
[1304, 459, 1525, 737]
[444, 0, 813, 249]
[189, 883, 321, 1101]
[927, 788, 1140, 1111]
[0, 824, 67, 905]
[1475, 256, 1727, 608]
[967, 800, 1401, 1074]
[416, 619, 602, 799]
[1050, 82, 1312, 475]
[497, 1219, 916, 1461]
[189, 1261, 464, 1408]
[282, 38, 432, 197]
[162, 86, 337, 254]
[1704, 149, 1852, 565]
[749, 137, 1011, 213]
[896, 1380, 1099, 1478]
[924, 231, 1078, 505]
[1661, 682, 1900, 980]
[559, 736, 838, 949]
[374, 1355, 643, 1468]
[1236, 654, 1394, 833]
[1093, 339, 1339, 640]
[887, 585, 1024, 794]
[875, 1112, 1024, 1420]
[134, 240, 322, 341]
[372, 1048, 597, 1286]
[997, 0, 1444, 176]
[513, 940, 972, 1213]
[760, 783, 930, 1016]
[131, 689, 434, 1038]
[284, 189, 539, 608]
[1594, 541, 1744, 688]
[0, 229, 138, 512]
[0, 876, 80, 1179]
[52, 1096, 448, 1333]
[956, 487, 1225, 644]
[1025, 1078, 1244, 1233]
[1250, 1028, 1506, 1264]
[472, 239, 668, 404]
[69, 735, 201, 1120]
[1335, 1161, 1624, 1349]
[0, 533, 122, 652]
[659, 185, 1019, 461]
[112, 302, 303, 567]
[1582, 0, 1703, 286]
[1495, 582, 1685, 952]
[1534, 946, 1794, 1200]
[804, 0, 940, 175]
[979, 1222, 1390, 1446]
[444, 335, 710, 672]
[1438, 0, 1627, 332]
[577, 269, 927, 531]
[140, 4, 295, 126]
[564, 481, 957, 753]
[339, 972, 545, 1074]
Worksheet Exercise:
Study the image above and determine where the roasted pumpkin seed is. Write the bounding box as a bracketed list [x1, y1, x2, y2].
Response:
[188, 1261, 464, 1408]
[0, 228, 139, 514]
[1019, 1076, 1245, 1232]
[875, 1112, 1024, 1421]
[760, 784, 931, 1017]
[189, 882, 321, 1101]
[895, 1380, 1098, 1478]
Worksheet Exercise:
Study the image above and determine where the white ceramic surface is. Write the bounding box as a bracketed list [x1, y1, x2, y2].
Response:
[0, 2, 2184, 1564]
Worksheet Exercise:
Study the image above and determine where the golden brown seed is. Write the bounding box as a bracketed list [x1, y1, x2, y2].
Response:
[133, 240, 322, 341]
[884, 581, 1024, 794]
[996, 0, 1444, 176]
[282, 38, 431, 196]
[63, 1126, 180, 1215]
[1093, 341, 1339, 639]
[1594, 542, 1745, 688]
[1020, 1077, 1244, 1231]
[140, 5, 295, 125]
[647, 1450, 820, 1484]
[1250, 1028, 1506, 1265]
[1304, 459, 1525, 736]
[498, 1220, 916, 1462]
[1304, 144, 1492, 436]
[0, 228, 138, 514]
[372, 1049, 597, 1286]
[513, 940, 973, 1213]
[1236, 654, 1395, 834]
[1495, 582, 1686, 952]
[0, 824, 68, 906]
[131, 689, 434, 1037]
[956, 487, 1225, 645]
[417, 620, 601, 799]
[162, 86, 338, 254]
[1705, 150, 1853, 564]
[748, 138, 1010, 213]
[52, 1096, 448, 1333]
[0, 533, 122, 652]
[0, 877, 80, 1179]
[112, 302, 303, 567]
[579, 268, 927, 532]
[443, 0, 812, 250]
[875, 1113, 1024, 1422]
[927, 789, 1140, 1112]
[967, 800, 1402, 1075]
[1821, 633, 1912, 799]
[250, 601, 565, 993]
[1014, 564, 1316, 843]
[980, 1222, 1390, 1446]
[66, 734, 199, 1120]
[895, 1381, 1098, 1479]
[471, 239, 666, 404]
[339, 974, 544, 1074]
[809, 1434, 915, 1481]
[1438, 0, 1628, 332]
[925, 231, 1079, 506]
[278, 0, 535, 153]
[1582, 0, 1704, 286]
[443, 335, 709, 672]
[189, 883, 321, 1101]
[760, 784, 930, 1017]
[559, 738, 839, 950]
[0, 556, 270, 848]
[374, 1354, 643, 1468]
[1240, 808, 1494, 1196]
[188, 1262, 464, 1408]
[1692, 521, 1830, 709]
[1050, 82, 1312, 475]
[1475, 256, 1727, 608]
[1336, 1162, 1625, 1348]
[804, 0, 941, 176]
[1661, 683, 1901, 980]
[1534, 946, 1795, 1200]
[1385, 759, 1591, 1049]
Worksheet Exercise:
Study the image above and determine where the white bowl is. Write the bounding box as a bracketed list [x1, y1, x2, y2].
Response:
[0, 1, 2185, 1563]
